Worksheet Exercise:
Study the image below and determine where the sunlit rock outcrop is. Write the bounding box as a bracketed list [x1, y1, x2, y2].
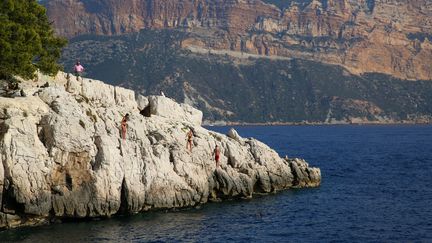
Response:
[0, 73, 320, 229]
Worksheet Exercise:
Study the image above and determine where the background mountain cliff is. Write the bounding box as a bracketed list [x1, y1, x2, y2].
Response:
[43, 0, 432, 123]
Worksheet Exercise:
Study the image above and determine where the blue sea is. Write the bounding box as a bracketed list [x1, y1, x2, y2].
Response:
[1, 125, 432, 242]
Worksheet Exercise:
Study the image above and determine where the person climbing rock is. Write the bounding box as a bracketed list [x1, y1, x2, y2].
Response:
[74, 61, 85, 81]
[121, 113, 129, 141]
[186, 128, 194, 152]
[213, 145, 221, 167]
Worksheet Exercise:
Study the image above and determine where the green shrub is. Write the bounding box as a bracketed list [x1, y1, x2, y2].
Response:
[0, 0, 67, 84]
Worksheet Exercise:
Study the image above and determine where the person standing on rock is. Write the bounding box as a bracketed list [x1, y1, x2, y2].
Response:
[74, 61, 85, 81]
[160, 90, 165, 97]
[186, 128, 194, 152]
[213, 145, 221, 167]
[121, 113, 129, 141]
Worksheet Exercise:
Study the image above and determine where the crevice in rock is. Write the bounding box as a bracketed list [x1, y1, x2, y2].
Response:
[37, 115, 54, 154]
[288, 161, 300, 187]
[245, 140, 261, 165]
[211, 173, 227, 200]
[0, 120, 8, 141]
[212, 169, 240, 200]
[226, 156, 233, 168]
[37, 124, 48, 149]
[0, 119, 9, 208]
[253, 177, 265, 194]
[0, 164, 5, 211]
[48, 207, 58, 224]
[148, 131, 164, 143]
[140, 105, 151, 117]
[117, 178, 128, 215]
[49, 100, 61, 114]
[305, 167, 311, 178]
[92, 136, 103, 171]
[2, 183, 26, 216]
[169, 150, 175, 164]
[113, 87, 117, 104]
[65, 173, 73, 191]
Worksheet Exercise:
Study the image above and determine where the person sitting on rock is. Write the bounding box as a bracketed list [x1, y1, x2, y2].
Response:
[186, 128, 194, 152]
[74, 61, 85, 81]
[121, 113, 129, 141]
[213, 145, 221, 167]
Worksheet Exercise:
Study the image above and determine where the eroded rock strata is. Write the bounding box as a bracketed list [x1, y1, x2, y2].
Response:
[44, 0, 432, 80]
[0, 73, 320, 229]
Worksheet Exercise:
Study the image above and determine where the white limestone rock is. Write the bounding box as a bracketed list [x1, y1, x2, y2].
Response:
[136, 94, 149, 110]
[289, 158, 321, 188]
[227, 128, 245, 145]
[81, 78, 116, 107]
[0, 72, 321, 229]
[115, 86, 137, 110]
[0, 116, 52, 216]
[148, 95, 203, 125]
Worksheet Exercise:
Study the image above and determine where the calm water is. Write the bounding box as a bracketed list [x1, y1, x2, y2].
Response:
[2, 125, 432, 242]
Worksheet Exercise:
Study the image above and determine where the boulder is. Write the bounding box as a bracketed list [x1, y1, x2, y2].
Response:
[148, 95, 203, 125]
[136, 94, 149, 110]
[227, 128, 244, 144]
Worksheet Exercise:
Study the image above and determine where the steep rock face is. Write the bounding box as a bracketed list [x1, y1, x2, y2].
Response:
[0, 73, 320, 229]
[45, 0, 279, 37]
[45, 0, 432, 80]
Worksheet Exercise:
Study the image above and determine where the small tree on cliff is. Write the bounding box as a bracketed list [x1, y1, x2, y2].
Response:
[0, 0, 67, 85]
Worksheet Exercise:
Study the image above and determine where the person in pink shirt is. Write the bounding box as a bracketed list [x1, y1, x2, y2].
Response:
[74, 61, 85, 80]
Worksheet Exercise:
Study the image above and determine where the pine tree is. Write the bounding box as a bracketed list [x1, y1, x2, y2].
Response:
[0, 0, 67, 83]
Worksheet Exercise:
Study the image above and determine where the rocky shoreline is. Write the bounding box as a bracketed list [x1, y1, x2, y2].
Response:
[0, 73, 320, 229]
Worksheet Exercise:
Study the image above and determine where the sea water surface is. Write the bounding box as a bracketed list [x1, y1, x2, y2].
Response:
[1, 125, 432, 242]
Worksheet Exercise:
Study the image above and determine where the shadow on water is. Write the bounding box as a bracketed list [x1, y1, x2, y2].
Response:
[1, 125, 432, 242]
[1, 188, 318, 242]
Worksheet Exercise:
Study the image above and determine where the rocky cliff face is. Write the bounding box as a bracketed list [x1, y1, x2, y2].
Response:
[0, 73, 320, 229]
[44, 0, 432, 80]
